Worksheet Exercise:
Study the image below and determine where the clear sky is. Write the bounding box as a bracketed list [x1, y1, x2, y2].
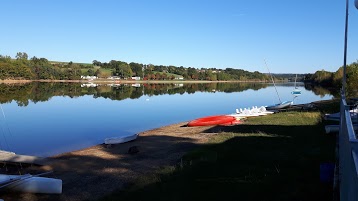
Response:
[1, 0, 357, 73]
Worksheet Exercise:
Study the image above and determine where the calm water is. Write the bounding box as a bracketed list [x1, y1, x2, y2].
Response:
[0, 82, 333, 156]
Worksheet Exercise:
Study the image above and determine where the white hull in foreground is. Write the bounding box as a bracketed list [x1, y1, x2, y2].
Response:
[105, 133, 139, 145]
[0, 174, 62, 194]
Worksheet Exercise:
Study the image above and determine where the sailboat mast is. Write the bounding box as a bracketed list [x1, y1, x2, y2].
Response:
[264, 59, 282, 103]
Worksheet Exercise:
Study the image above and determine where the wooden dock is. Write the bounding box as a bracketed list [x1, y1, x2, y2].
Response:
[0, 150, 47, 166]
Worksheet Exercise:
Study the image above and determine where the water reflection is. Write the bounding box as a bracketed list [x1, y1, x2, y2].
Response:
[0, 81, 334, 156]
[303, 84, 339, 98]
[0, 82, 337, 107]
[0, 82, 273, 106]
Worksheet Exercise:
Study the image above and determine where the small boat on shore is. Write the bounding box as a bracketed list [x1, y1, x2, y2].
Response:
[324, 109, 358, 122]
[265, 101, 293, 110]
[227, 106, 275, 118]
[187, 115, 237, 127]
[0, 174, 62, 194]
[104, 133, 139, 145]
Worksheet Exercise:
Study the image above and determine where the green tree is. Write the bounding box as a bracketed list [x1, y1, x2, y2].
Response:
[87, 68, 95, 76]
[16, 52, 28, 60]
[129, 62, 143, 77]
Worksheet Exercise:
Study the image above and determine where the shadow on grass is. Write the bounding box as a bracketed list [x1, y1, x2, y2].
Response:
[100, 122, 336, 201]
[0, 118, 335, 201]
[0, 132, 207, 201]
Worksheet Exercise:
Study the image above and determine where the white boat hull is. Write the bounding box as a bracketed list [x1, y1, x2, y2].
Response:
[324, 109, 358, 122]
[265, 101, 293, 110]
[105, 133, 138, 145]
[228, 113, 259, 118]
[0, 174, 62, 194]
[230, 106, 275, 118]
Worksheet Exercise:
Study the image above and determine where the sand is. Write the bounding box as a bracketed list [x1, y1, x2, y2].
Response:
[0, 122, 223, 201]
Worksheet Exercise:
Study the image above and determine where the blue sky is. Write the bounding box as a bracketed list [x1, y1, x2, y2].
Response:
[1, 0, 357, 73]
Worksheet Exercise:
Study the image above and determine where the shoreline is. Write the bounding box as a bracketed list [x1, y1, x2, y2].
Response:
[0, 79, 273, 84]
[0, 97, 337, 201]
[2, 121, 223, 201]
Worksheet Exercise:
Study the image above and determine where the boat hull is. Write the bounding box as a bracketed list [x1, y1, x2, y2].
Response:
[0, 174, 62, 194]
[187, 115, 237, 127]
[105, 134, 138, 145]
[291, 90, 301, 95]
[324, 109, 358, 122]
[265, 101, 292, 110]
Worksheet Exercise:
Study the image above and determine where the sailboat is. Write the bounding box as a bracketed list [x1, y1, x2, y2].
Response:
[264, 60, 293, 110]
[291, 74, 301, 95]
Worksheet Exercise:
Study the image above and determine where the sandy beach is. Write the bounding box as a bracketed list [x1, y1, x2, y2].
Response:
[1, 122, 223, 201]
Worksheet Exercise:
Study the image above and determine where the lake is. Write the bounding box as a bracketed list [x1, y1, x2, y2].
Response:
[0, 82, 333, 156]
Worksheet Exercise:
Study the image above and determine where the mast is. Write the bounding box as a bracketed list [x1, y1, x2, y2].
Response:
[264, 59, 281, 103]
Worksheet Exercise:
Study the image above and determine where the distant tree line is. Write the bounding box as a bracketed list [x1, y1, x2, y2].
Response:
[92, 59, 270, 81]
[304, 61, 358, 96]
[0, 52, 83, 80]
[1, 52, 271, 81]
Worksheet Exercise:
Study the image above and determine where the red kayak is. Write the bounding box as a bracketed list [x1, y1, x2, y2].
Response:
[219, 119, 242, 126]
[187, 115, 239, 127]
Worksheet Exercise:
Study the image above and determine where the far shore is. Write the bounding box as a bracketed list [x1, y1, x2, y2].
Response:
[0, 79, 274, 84]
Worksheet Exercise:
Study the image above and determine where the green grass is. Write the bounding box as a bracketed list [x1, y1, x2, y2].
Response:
[99, 68, 113, 74]
[80, 68, 113, 74]
[100, 110, 336, 201]
[50, 61, 92, 66]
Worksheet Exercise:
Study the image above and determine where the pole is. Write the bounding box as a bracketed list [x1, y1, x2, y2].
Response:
[342, 0, 349, 96]
[264, 59, 282, 103]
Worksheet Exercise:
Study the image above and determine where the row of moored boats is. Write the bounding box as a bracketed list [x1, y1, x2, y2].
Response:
[186, 103, 291, 127]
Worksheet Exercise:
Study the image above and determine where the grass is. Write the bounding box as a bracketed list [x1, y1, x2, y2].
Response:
[100, 105, 337, 201]
[80, 67, 113, 76]
[50, 61, 92, 66]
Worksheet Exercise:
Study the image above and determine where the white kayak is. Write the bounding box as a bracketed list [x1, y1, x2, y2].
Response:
[250, 106, 275, 115]
[105, 133, 138, 145]
[229, 106, 274, 118]
[228, 113, 258, 118]
[0, 174, 62, 194]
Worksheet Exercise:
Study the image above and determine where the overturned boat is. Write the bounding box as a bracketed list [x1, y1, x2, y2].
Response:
[265, 101, 293, 110]
[0, 173, 62, 194]
[187, 115, 239, 127]
[105, 133, 139, 145]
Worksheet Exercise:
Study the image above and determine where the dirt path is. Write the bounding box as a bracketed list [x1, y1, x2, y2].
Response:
[1, 122, 223, 201]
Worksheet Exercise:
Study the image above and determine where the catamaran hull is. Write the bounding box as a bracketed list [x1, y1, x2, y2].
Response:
[0, 174, 62, 194]
[105, 134, 138, 145]
[265, 101, 293, 110]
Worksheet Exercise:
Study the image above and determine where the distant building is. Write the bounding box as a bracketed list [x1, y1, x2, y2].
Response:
[131, 76, 141, 80]
[81, 76, 97, 80]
